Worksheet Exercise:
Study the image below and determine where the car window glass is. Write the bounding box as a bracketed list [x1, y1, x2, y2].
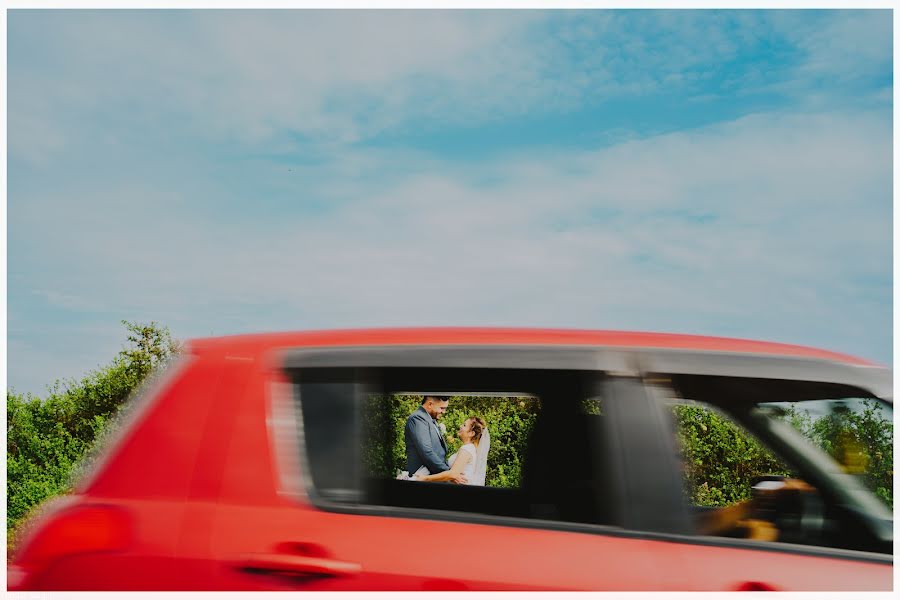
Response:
[362, 393, 541, 488]
[648, 377, 892, 555]
[297, 380, 361, 502]
[757, 398, 892, 510]
[293, 367, 617, 530]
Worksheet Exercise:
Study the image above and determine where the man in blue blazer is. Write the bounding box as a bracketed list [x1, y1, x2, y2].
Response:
[404, 396, 467, 484]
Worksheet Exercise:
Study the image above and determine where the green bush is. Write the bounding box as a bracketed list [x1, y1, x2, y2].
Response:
[7, 321, 180, 551]
[672, 402, 893, 509]
[797, 400, 893, 507]
[673, 404, 794, 507]
[364, 395, 539, 488]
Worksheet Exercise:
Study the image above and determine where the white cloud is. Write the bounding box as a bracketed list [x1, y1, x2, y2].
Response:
[784, 10, 892, 82]
[9, 108, 890, 373]
[10, 10, 891, 167]
[7, 11, 892, 395]
[9, 10, 547, 156]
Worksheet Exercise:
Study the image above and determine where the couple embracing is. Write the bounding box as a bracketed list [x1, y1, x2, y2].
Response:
[403, 396, 490, 486]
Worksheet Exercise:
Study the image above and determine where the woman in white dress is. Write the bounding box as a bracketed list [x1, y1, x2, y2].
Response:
[413, 416, 489, 486]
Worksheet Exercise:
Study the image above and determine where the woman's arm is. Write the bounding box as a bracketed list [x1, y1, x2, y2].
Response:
[415, 447, 473, 483]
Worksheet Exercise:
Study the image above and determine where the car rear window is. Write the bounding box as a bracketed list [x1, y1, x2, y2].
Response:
[290, 366, 619, 529]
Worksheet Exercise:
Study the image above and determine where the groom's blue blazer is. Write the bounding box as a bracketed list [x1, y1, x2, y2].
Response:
[404, 406, 451, 475]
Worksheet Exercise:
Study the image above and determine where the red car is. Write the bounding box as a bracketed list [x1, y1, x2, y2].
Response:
[8, 328, 893, 591]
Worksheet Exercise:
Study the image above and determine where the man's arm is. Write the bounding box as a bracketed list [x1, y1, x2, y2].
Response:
[407, 416, 450, 473]
[414, 449, 472, 484]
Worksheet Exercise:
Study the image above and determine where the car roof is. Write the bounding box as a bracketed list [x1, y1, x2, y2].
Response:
[185, 327, 878, 367]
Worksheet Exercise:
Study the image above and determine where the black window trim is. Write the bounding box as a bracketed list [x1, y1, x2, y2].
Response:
[280, 344, 892, 401]
[276, 346, 893, 568]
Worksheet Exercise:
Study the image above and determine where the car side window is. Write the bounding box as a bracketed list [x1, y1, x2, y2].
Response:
[292, 367, 619, 531]
[296, 375, 363, 503]
[758, 397, 893, 509]
[648, 375, 892, 555]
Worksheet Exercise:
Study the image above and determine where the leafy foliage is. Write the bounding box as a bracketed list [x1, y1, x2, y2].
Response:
[7, 321, 181, 550]
[784, 400, 893, 507]
[364, 395, 539, 488]
[672, 401, 893, 509]
[672, 404, 793, 506]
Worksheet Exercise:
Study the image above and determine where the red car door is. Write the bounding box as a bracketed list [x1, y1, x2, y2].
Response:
[192, 360, 676, 591]
[607, 376, 893, 592]
[204, 502, 682, 590]
[651, 540, 892, 591]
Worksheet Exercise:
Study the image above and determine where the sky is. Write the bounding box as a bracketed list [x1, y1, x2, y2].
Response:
[6, 9, 893, 398]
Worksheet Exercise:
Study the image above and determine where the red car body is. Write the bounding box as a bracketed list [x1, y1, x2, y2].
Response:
[8, 328, 893, 591]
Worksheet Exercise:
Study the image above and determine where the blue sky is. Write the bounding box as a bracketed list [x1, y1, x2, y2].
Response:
[7, 9, 893, 397]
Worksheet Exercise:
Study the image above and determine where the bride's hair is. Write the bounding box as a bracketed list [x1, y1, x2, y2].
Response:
[468, 416, 487, 444]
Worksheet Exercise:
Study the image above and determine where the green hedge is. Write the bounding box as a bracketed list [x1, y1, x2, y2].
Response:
[367, 396, 892, 510]
[781, 400, 892, 507]
[672, 404, 793, 506]
[364, 395, 540, 488]
[672, 401, 893, 508]
[7, 322, 180, 552]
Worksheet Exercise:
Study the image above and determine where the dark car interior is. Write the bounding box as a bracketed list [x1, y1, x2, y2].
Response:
[297, 367, 622, 530]
[368, 399, 615, 526]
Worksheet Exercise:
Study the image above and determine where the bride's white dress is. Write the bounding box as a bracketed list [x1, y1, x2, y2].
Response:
[413, 443, 477, 484]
